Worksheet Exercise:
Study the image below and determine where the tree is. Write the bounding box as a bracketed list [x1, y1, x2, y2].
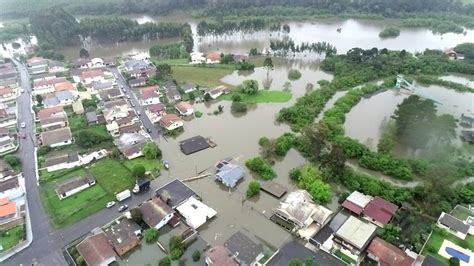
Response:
[74, 129, 111, 148]
[192, 250, 201, 262]
[35, 94, 43, 105]
[79, 48, 89, 58]
[169, 236, 184, 260]
[379, 224, 401, 245]
[263, 57, 273, 81]
[283, 81, 292, 91]
[287, 69, 301, 80]
[110, 148, 121, 159]
[241, 79, 259, 95]
[245, 157, 276, 180]
[449, 257, 460, 266]
[142, 142, 162, 159]
[156, 64, 172, 78]
[320, 145, 347, 178]
[143, 228, 159, 243]
[249, 48, 259, 56]
[132, 164, 146, 178]
[159, 257, 171, 266]
[130, 208, 142, 223]
[454, 42, 474, 59]
[231, 101, 247, 113]
[4, 155, 21, 167]
[246, 180, 261, 198]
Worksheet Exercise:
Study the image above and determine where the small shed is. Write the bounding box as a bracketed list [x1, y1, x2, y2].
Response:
[72, 100, 84, 114]
[261, 181, 287, 198]
[180, 135, 210, 155]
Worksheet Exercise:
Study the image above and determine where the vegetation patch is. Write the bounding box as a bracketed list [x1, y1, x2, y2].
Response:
[379, 27, 400, 38]
[0, 225, 25, 253]
[89, 159, 135, 195]
[287, 69, 302, 80]
[245, 157, 276, 180]
[221, 90, 291, 104]
[421, 228, 474, 265]
[171, 65, 234, 88]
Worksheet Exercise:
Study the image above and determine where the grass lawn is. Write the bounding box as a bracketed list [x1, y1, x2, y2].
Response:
[40, 178, 113, 228]
[220, 90, 292, 103]
[89, 159, 135, 195]
[152, 58, 189, 66]
[421, 228, 474, 264]
[0, 225, 25, 253]
[39, 168, 87, 183]
[450, 205, 472, 220]
[122, 157, 162, 172]
[171, 65, 234, 88]
[68, 114, 87, 132]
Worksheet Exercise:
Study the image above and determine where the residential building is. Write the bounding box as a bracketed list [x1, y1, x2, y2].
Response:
[144, 103, 166, 123]
[90, 58, 104, 68]
[113, 132, 147, 159]
[80, 69, 105, 85]
[45, 152, 80, 172]
[233, 54, 249, 63]
[39, 112, 68, 131]
[140, 86, 160, 105]
[102, 99, 128, 110]
[124, 58, 150, 71]
[37, 106, 65, 120]
[27, 57, 49, 74]
[190, 52, 206, 64]
[98, 88, 122, 101]
[72, 100, 84, 114]
[43, 91, 75, 107]
[127, 67, 156, 78]
[362, 196, 399, 227]
[0, 104, 16, 128]
[0, 197, 19, 226]
[40, 127, 73, 147]
[176, 196, 217, 229]
[86, 111, 99, 125]
[180, 135, 210, 155]
[48, 60, 67, 73]
[119, 123, 142, 135]
[215, 161, 245, 188]
[181, 84, 196, 94]
[103, 105, 131, 123]
[437, 212, 470, 240]
[309, 210, 351, 251]
[206, 52, 221, 64]
[76, 233, 117, 266]
[166, 87, 181, 103]
[341, 191, 373, 215]
[155, 179, 198, 209]
[0, 87, 17, 102]
[0, 136, 15, 154]
[90, 81, 114, 93]
[74, 58, 92, 69]
[0, 79, 18, 89]
[128, 77, 147, 88]
[54, 81, 76, 93]
[175, 101, 194, 116]
[159, 114, 183, 131]
[205, 245, 238, 266]
[224, 231, 263, 266]
[106, 122, 120, 137]
[333, 216, 377, 263]
[205, 85, 228, 100]
[55, 176, 95, 200]
[33, 77, 67, 95]
[103, 217, 141, 257]
[140, 197, 174, 230]
[0, 174, 25, 201]
[367, 237, 415, 266]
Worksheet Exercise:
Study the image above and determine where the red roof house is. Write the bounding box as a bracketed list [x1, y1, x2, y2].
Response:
[363, 196, 399, 226]
[367, 237, 414, 266]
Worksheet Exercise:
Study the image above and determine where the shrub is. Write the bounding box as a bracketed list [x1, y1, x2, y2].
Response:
[231, 93, 243, 102]
[37, 145, 52, 156]
[132, 164, 146, 178]
[143, 228, 159, 243]
[379, 27, 401, 38]
[159, 257, 171, 266]
[231, 101, 247, 113]
[246, 180, 261, 198]
[142, 142, 162, 159]
[195, 111, 203, 118]
[192, 250, 201, 262]
[259, 137, 270, 147]
[287, 69, 302, 80]
[4, 155, 21, 167]
[274, 133, 295, 156]
[245, 157, 276, 180]
[449, 257, 460, 266]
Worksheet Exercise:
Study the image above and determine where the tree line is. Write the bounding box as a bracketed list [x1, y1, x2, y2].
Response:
[269, 39, 337, 56]
[197, 19, 266, 36]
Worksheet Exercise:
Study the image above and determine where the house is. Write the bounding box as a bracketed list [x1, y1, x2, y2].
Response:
[0, 136, 15, 154]
[261, 181, 287, 198]
[0, 79, 18, 89]
[444, 48, 465, 60]
[72, 100, 84, 114]
[74, 58, 92, 69]
[119, 123, 142, 135]
[175, 101, 194, 116]
[140, 197, 174, 230]
[205, 85, 228, 100]
[43, 91, 75, 107]
[140, 86, 160, 105]
[124, 58, 150, 71]
[55, 176, 95, 200]
[159, 114, 184, 131]
[106, 122, 120, 137]
[128, 77, 147, 88]
[0, 175, 25, 201]
[102, 99, 128, 109]
[333, 216, 377, 263]
[341, 190, 373, 215]
[98, 88, 122, 101]
[0, 197, 18, 225]
[224, 231, 264, 266]
[181, 84, 196, 94]
[205, 245, 239, 266]
[80, 69, 105, 85]
[273, 190, 333, 239]
[215, 162, 245, 188]
[460, 113, 474, 128]
[48, 60, 67, 73]
[0, 87, 17, 102]
[362, 196, 399, 227]
[33, 77, 67, 95]
[27, 57, 49, 74]
[40, 127, 73, 147]
[90, 81, 114, 93]
[90, 58, 104, 68]
[39, 112, 68, 131]
[367, 237, 415, 266]
[0, 104, 17, 128]
[176, 196, 217, 229]
[190, 52, 206, 64]
[310, 209, 350, 250]
[437, 212, 470, 240]
[233, 54, 249, 63]
[54, 81, 76, 94]
[103, 217, 141, 257]
[155, 179, 198, 209]
[206, 52, 221, 64]
[113, 132, 147, 159]
[86, 111, 99, 125]
[266, 239, 345, 266]
[180, 136, 210, 155]
[45, 152, 80, 172]
[76, 233, 117, 266]
[162, 81, 178, 92]
[166, 87, 181, 103]
[145, 103, 166, 123]
[127, 67, 156, 79]
[37, 106, 65, 120]
[116, 115, 136, 128]
[103, 105, 130, 123]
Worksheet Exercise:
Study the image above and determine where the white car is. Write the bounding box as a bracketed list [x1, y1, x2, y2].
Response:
[137, 110, 141, 116]
[20, 122, 26, 128]
[21, 89, 25, 93]
[126, 95, 131, 99]
[106, 201, 116, 208]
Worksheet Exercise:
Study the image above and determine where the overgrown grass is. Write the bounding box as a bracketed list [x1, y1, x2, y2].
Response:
[39, 168, 87, 183]
[89, 158, 135, 195]
[68, 114, 87, 132]
[171, 65, 234, 88]
[152, 58, 189, 66]
[421, 228, 474, 265]
[221, 90, 292, 103]
[0, 225, 25, 253]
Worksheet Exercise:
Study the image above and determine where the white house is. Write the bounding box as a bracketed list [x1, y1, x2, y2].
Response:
[103, 105, 131, 123]
[0, 87, 17, 103]
[43, 91, 76, 107]
[45, 152, 80, 172]
[176, 196, 217, 229]
[145, 103, 166, 123]
[33, 77, 67, 95]
[141, 197, 174, 230]
[90, 58, 104, 68]
[48, 61, 67, 73]
[159, 114, 184, 131]
[181, 84, 196, 94]
[190, 52, 206, 64]
[80, 69, 105, 85]
[55, 176, 95, 200]
[140, 87, 161, 105]
[175, 101, 194, 116]
[437, 212, 470, 240]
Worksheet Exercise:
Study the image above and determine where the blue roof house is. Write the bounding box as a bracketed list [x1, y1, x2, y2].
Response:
[215, 163, 245, 188]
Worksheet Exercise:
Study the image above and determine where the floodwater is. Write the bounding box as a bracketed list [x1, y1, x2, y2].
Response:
[343, 84, 474, 149]
[440, 73, 474, 88]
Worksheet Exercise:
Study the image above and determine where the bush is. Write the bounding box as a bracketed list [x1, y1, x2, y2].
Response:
[246, 180, 261, 198]
[144, 228, 159, 243]
[231, 101, 247, 113]
[37, 145, 52, 156]
[169, 236, 184, 260]
[274, 133, 295, 156]
[231, 93, 243, 102]
[237, 62, 255, 71]
[379, 27, 401, 38]
[287, 69, 302, 80]
[4, 155, 21, 167]
[142, 142, 162, 159]
[449, 257, 460, 266]
[195, 111, 203, 118]
[159, 257, 171, 266]
[132, 164, 146, 178]
[259, 137, 270, 147]
[241, 80, 259, 95]
[245, 157, 276, 180]
[192, 250, 201, 262]
[74, 128, 111, 148]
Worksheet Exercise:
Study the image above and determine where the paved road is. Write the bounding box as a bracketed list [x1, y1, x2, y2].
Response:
[5, 62, 162, 266]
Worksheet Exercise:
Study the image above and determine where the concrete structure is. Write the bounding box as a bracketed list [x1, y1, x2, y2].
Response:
[40, 127, 73, 147]
[113, 132, 147, 159]
[76, 233, 117, 266]
[72, 100, 84, 114]
[139, 86, 161, 106]
[144, 103, 166, 123]
[333, 216, 377, 262]
[55, 176, 95, 200]
[0, 136, 15, 154]
[176, 196, 217, 229]
[341, 191, 373, 215]
[437, 212, 470, 240]
[140, 197, 174, 230]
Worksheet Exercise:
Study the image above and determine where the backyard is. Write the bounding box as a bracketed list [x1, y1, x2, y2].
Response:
[0, 225, 25, 253]
[88, 158, 135, 195]
[171, 65, 234, 88]
[421, 228, 474, 264]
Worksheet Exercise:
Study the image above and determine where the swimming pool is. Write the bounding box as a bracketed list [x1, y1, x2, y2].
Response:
[446, 247, 470, 263]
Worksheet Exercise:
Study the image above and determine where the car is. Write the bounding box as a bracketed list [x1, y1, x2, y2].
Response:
[20, 133, 26, 139]
[106, 201, 116, 208]
[146, 128, 152, 133]
[130, 102, 135, 107]
[20, 122, 26, 128]
[137, 110, 141, 116]
[126, 95, 131, 99]
[21, 89, 25, 93]
[118, 205, 128, 212]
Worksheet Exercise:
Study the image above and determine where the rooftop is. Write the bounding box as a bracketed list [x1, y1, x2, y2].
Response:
[0, 177, 19, 193]
[342, 191, 373, 215]
[205, 245, 239, 266]
[224, 231, 263, 266]
[215, 163, 245, 188]
[86, 111, 98, 123]
[37, 106, 64, 120]
[274, 190, 324, 228]
[176, 197, 217, 229]
[140, 197, 173, 228]
[363, 196, 399, 225]
[103, 217, 141, 257]
[438, 212, 470, 234]
[155, 179, 197, 209]
[0, 199, 16, 218]
[180, 135, 210, 155]
[76, 233, 116, 266]
[335, 216, 377, 250]
[175, 101, 193, 113]
[261, 181, 287, 198]
[367, 237, 415, 266]
[55, 176, 95, 196]
[45, 152, 79, 167]
[41, 127, 72, 146]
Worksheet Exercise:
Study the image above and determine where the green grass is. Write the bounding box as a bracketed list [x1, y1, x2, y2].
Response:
[421, 228, 474, 265]
[152, 58, 189, 66]
[89, 159, 135, 194]
[68, 114, 87, 132]
[39, 168, 87, 183]
[122, 157, 162, 172]
[0, 225, 25, 253]
[334, 249, 356, 265]
[171, 65, 234, 88]
[450, 205, 473, 221]
[221, 91, 292, 103]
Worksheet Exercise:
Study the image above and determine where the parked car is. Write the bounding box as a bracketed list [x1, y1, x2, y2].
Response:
[106, 201, 116, 208]
[130, 102, 135, 107]
[126, 95, 131, 99]
[137, 110, 141, 116]
[20, 122, 26, 128]
[146, 128, 152, 133]
[118, 205, 128, 212]
[20, 133, 26, 139]
[21, 89, 25, 93]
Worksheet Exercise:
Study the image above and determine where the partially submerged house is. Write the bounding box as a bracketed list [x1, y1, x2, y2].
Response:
[224, 231, 264, 266]
[155, 179, 198, 209]
[205, 245, 239, 266]
[140, 197, 174, 230]
[159, 114, 184, 131]
[205, 85, 229, 100]
[103, 217, 141, 257]
[176, 196, 217, 229]
[139, 86, 161, 106]
[55, 176, 95, 200]
[144, 103, 166, 123]
[333, 216, 377, 263]
[114, 133, 147, 159]
[215, 160, 245, 188]
[175, 101, 194, 116]
[180, 135, 210, 155]
[77, 233, 117, 266]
